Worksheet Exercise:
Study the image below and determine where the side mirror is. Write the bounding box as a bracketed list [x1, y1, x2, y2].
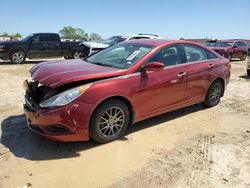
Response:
[233, 45, 238, 49]
[141, 62, 164, 73]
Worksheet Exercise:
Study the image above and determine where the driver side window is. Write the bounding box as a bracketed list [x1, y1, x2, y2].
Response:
[32, 36, 40, 43]
[147, 45, 183, 66]
[32, 35, 48, 43]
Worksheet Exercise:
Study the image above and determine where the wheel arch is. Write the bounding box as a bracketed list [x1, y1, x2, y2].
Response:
[90, 95, 135, 127]
[209, 77, 225, 97]
[9, 49, 27, 58]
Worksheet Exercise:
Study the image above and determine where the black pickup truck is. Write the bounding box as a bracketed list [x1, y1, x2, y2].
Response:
[0, 33, 84, 64]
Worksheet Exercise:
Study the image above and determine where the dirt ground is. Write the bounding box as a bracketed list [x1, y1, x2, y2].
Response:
[0, 58, 250, 188]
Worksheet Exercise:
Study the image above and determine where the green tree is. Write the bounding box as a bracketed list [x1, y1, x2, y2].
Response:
[89, 33, 102, 41]
[14, 33, 22, 38]
[59, 26, 88, 40]
[75, 28, 88, 40]
[1, 32, 9, 37]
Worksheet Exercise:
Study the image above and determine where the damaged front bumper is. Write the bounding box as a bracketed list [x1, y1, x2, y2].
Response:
[23, 80, 93, 142]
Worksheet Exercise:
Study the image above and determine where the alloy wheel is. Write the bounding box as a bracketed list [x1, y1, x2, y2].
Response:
[73, 51, 80, 59]
[209, 82, 222, 104]
[12, 52, 24, 64]
[97, 107, 125, 138]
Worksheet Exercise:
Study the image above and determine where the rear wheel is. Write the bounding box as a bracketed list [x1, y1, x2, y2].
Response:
[240, 53, 247, 61]
[72, 51, 81, 59]
[90, 99, 130, 143]
[10, 51, 26, 64]
[204, 80, 224, 108]
[247, 69, 250, 76]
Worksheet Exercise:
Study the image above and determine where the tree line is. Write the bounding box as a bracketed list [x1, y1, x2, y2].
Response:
[0, 26, 103, 41]
[59, 26, 102, 41]
[0, 32, 22, 38]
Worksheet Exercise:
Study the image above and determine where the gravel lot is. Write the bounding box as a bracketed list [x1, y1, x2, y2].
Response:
[0, 58, 250, 188]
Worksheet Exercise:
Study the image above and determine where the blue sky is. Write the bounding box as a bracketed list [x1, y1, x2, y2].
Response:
[0, 0, 249, 39]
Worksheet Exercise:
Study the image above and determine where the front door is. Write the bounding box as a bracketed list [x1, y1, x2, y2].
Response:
[27, 35, 46, 58]
[135, 45, 187, 117]
[28, 34, 49, 58]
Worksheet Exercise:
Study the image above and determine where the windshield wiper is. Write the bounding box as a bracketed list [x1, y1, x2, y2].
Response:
[92, 62, 114, 68]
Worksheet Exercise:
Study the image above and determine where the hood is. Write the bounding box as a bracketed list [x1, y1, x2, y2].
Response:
[80, 41, 109, 49]
[30, 59, 125, 88]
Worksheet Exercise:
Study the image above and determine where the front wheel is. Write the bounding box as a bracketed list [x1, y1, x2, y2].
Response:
[204, 80, 224, 108]
[227, 53, 232, 61]
[90, 99, 130, 143]
[10, 51, 26, 64]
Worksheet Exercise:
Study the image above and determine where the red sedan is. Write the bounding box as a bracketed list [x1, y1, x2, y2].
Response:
[23, 39, 231, 143]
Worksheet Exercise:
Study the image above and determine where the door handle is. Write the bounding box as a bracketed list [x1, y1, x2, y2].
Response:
[177, 72, 187, 78]
[208, 64, 215, 69]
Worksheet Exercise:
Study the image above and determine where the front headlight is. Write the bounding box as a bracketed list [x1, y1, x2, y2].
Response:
[39, 84, 92, 108]
[0, 45, 5, 49]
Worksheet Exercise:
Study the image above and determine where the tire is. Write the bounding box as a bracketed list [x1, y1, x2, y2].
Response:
[247, 69, 250, 76]
[72, 51, 81, 59]
[90, 99, 130, 143]
[10, 51, 26, 64]
[227, 53, 232, 61]
[64, 56, 70, 59]
[240, 53, 247, 61]
[203, 80, 224, 108]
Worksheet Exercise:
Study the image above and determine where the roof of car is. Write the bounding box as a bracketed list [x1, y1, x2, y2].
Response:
[220, 39, 246, 43]
[31, 33, 59, 36]
[124, 39, 203, 47]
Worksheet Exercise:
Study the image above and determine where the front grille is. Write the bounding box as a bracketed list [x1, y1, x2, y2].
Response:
[46, 125, 71, 134]
[24, 80, 51, 111]
[29, 124, 45, 134]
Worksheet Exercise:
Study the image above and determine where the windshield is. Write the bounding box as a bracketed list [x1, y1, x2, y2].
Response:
[214, 42, 233, 47]
[87, 43, 154, 69]
[102, 36, 126, 46]
[21, 34, 34, 42]
[205, 42, 216, 47]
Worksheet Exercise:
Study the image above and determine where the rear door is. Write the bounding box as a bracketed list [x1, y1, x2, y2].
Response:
[238, 41, 248, 57]
[233, 42, 242, 58]
[181, 44, 220, 103]
[135, 45, 188, 116]
[44, 34, 62, 57]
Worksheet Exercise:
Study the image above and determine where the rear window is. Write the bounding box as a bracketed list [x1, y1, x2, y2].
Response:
[183, 44, 217, 62]
[237, 42, 247, 47]
[49, 34, 60, 42]
[183, 45, 207, 62]
[129, 37, 150, 40]
[214, 42, 233, 47]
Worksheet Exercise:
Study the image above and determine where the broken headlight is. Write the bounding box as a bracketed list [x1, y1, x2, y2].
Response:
[39, 84, 92, 108]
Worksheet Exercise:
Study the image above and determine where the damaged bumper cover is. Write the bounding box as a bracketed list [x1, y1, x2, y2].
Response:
[23, 80, 94, 142]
